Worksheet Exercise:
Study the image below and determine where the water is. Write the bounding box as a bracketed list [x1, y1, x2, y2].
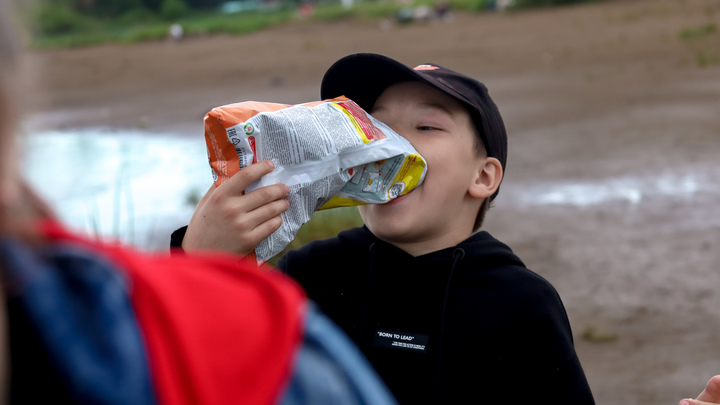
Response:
[503, 170, 714, 208]
[22, 128, 211, 251]
[21, 128, 720, 251]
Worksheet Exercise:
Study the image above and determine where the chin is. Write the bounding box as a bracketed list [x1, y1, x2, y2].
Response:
[364, 218, 415, 244]
[360, 203, 421, 241]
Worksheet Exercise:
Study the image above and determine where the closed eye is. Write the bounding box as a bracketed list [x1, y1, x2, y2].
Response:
[417, 125, 441, 131]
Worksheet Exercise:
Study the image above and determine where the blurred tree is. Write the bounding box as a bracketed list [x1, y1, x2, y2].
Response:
[184, 0, 225, 8]
[32, 0, 86, 35]
[160, 0, 188, 19]
[71, 0, 145, 16]
[512, 0, 594, 7]
[32, 0, 227, 17]
[140, 0, 164, 12]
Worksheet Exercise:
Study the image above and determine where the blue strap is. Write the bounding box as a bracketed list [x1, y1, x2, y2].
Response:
[1, 238, 157, 405]
[280, 303, 398, 405]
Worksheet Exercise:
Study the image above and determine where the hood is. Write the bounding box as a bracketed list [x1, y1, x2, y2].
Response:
[338, 226, 526, 272]
[337, 226, 527, 404]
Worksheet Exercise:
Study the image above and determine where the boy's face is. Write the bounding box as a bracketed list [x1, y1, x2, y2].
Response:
[359, 81, 489, 256]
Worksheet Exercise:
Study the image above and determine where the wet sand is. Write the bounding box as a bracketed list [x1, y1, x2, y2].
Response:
[22, 0, 720, 403]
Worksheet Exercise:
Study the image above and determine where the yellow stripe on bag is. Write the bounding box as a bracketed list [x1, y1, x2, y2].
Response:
[318, 195, 367, 210]
[392, 154, 426, 196]
[330, 103, 373, 144]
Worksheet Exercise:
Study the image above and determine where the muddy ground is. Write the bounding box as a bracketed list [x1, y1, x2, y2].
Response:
[21, 0, 720, 403]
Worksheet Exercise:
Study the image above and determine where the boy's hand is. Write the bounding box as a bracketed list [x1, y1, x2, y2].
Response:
[182, 161, 290, 256]
[680, 375, 720, 405]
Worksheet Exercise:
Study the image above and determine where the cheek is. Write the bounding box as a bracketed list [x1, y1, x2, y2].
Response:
[422, 145, 479, 192]
[414, 141, 449, 175]
[407, 136, 436, 160]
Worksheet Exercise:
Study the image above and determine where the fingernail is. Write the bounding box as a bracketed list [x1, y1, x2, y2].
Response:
[680, 400, 691, 405]
[267, 160, 275, 169]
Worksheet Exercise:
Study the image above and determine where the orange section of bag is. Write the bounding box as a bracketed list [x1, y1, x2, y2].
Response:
[204, 97, 349, 185]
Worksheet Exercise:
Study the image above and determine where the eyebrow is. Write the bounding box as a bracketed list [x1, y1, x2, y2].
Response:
[418, 101, 454, 117]
[371, 101, 455, 117]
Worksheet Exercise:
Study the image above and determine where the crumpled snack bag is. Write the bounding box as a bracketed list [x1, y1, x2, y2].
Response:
[204, 96, 427, 263]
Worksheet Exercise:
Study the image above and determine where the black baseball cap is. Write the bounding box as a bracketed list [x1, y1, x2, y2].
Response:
[320, 53, 507, 201]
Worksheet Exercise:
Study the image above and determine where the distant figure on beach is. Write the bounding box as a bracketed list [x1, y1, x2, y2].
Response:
[496, 0, 513, 12]
[168, 23, 184, 41]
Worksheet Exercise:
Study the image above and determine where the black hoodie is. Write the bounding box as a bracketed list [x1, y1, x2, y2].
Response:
[279, 226, 594, 405]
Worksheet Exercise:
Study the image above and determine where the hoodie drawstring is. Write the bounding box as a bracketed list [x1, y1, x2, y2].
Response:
[434, 247, 465, 403]
[357, 242, 377, 344]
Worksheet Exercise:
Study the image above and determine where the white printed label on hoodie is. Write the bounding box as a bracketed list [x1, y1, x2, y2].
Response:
[374, 329, 429, 354]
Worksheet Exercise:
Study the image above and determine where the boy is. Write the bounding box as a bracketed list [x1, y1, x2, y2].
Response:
[175, 53, 595, 403]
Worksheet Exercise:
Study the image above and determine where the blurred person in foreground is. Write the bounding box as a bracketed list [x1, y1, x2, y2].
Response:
[0, 4, 396, 405]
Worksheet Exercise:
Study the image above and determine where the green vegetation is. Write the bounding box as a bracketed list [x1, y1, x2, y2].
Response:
[678, 22, 717, 41]
[677, 23, 719, 67]
[25, 0, 608, 49]
[28, 6, 297, 48]
[268, 207, 364, 266]
[161, 0, 191, 19]
[511, 0, 598, 9]
[695, 51, 720, 67]
[298, 1, 411, 22]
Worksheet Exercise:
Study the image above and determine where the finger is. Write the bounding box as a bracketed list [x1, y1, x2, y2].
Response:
[248, 196, 290, 224]
[240, 183, 290, 213]
[246, 214, 284, 243]
[229, 213, 284, 256]
[696, 376, 720, 403]
[681, 400, 719, 405]
[221, 160, 276, 195]
[236, 197, 289, 235]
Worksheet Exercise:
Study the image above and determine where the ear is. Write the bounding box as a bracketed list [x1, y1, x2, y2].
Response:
[468, 157, 503, 200]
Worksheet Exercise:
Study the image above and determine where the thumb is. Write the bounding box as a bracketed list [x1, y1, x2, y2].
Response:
[681, 400, 717, 405]
[696, 375, 720, 403]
